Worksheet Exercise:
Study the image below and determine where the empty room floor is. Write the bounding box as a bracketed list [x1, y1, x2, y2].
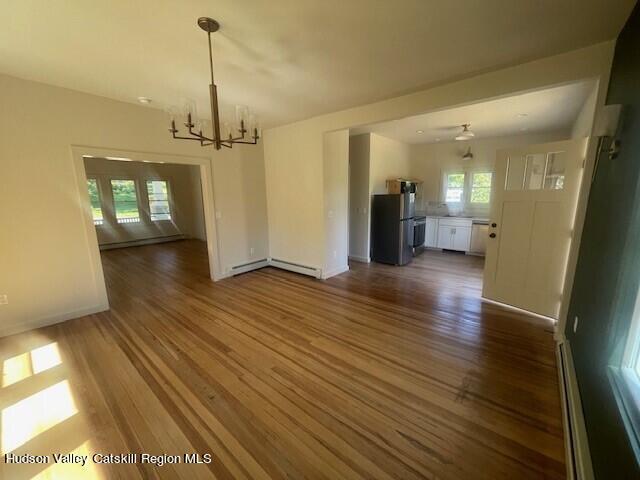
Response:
[0, 241, 564, 479]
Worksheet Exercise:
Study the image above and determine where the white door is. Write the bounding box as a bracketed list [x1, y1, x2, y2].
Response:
[483, 139, 586, 318]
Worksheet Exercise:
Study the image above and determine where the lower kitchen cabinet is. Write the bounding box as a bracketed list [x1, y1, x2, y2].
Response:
[425, 217, 438, 247]
[435, 218, 473, 252]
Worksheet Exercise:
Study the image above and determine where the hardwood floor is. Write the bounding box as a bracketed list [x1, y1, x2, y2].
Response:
[0, 240, 564, 479]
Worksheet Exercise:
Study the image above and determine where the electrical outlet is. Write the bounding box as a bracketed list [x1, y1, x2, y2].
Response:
[573, 316, 579, 333]
[333, 250, 337, 259]
[0, 294, 7, 305]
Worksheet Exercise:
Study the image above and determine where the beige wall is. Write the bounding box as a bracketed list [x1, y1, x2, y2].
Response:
[263, 42, 614, 283]
[323, 130, 350, 277]
[84, 158, 205, 246]
[369, 134, 411, 194]
[410, 131, 571, 215]
[0, 73, 268, 336]
[348, 134, 371, 261]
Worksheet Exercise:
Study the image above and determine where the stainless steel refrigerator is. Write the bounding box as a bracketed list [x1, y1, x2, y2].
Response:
[371, 193, 415, 265]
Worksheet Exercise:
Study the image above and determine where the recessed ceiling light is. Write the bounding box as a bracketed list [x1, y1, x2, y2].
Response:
[137, 96, 152, 104]
[416, 130, 424, 134]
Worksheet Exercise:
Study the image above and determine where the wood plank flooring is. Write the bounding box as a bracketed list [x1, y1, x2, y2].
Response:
[0, 240, 564, 479]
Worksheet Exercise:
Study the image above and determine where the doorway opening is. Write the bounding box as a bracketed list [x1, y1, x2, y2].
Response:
[347, 79, 599, 321]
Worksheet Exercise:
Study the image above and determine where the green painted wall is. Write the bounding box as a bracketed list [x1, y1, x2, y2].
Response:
[566, 4, 640, 477]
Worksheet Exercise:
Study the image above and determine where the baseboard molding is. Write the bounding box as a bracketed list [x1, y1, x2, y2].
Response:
[99, 234, 186, 250]
[269, 258, 322, 279]
[557, 339, 595, 480]
[0, 303, 109, 338]
[322, 264, 350, 279]
[348, 255, 370, 263]
[229, 259, 269, 276]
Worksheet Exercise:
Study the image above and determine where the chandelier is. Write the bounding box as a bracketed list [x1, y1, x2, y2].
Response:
[166, 17, 261, 150]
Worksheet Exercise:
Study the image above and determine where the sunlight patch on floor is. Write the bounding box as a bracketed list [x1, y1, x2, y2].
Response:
[2, 380, 78, 454]
[30, 440, 105, 480]
[2, 342, 62, 387]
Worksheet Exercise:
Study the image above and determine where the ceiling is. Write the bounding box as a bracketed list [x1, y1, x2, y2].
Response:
[350, 81, 597, 144]
[1, 1, 634, 128]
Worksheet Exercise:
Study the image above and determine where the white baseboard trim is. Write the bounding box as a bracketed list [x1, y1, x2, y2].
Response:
[269, 258, 322, 279]
[99, 234, 186, 250]
[348, 255, 370, 263]
[557, 339, 595, 480]
[229, 259, 269, 276]
[0, 303, 109, 338]
[322, 264, 350, 280]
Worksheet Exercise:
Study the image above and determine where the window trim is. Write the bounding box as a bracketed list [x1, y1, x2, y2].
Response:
[86, 178, 105, 227]
[442, 168, 494, 208]
[145, 179, 173, 222]
[110, 178, 142, 224]
[469, 171, 493, 205]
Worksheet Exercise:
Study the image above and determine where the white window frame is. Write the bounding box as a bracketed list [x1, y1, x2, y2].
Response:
[110, 178, 142, 224]
[442, 168, 494, 209]
[145, 179, 173, 222]
[469, 171, 493, 205]
[442, 171, 466, 205]
[86, 178, 105, 226]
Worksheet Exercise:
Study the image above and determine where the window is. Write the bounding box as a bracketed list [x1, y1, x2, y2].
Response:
[146, 180, 171, 221]
[444, 173, 465, 203]
[86, 179, 104, 225]
[470, 172, 493, 204]
[110, 180, 140, 223]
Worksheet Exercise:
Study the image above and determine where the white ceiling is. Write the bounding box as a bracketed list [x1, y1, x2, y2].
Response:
[350, 81, 597, 144]
[1, 1, 634, 127]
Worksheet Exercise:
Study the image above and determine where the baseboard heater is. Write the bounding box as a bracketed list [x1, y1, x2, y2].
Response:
[557, 340, 595, 480]
[99, 234, 186, 250]
[230, 258, 269, 275]
[269, 258, 322, 279]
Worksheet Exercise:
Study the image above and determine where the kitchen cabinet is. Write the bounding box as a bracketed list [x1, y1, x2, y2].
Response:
[424, 217, 438, 247]
[436, 218, 473, 252]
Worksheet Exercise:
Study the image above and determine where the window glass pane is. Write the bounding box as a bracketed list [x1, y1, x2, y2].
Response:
[471, 172, 492, 204]
[445, 173, 465, 203]
[86, 179, 103, 225]
[505, 156, 526, 190]
[544, 152, 566, 190]
[525, 153, 546, 190]
[111, 180, 140, 223]
[146, 180, 171, 221]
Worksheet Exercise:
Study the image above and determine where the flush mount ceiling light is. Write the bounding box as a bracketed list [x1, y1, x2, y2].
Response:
[137, 96, 152, 104]
[165, 17, 261, 150]
[455, 123, 475, 141]
[416, 130, 424, 134]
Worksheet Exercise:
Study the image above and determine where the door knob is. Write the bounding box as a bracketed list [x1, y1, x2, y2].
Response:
[489, 233, 496, 238]
[491, 223, 497, 228]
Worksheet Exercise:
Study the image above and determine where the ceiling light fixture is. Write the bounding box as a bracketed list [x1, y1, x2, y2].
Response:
[165, 17, 260, 150]
[462, 147, 473, 160]
[137, 96, 152, 104]
[455, 123, 475, 141]
[416, 130, 424, 134]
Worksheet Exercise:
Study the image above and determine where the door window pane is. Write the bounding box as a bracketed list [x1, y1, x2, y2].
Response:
[505, 156, 526, 190]
[445, 173, 465, 203]
[544, 152, 566, 190]
[110, 180, 140, 223]
[86, 179, 103, 226]
[470, 172, 492, 204]
[146, 180, 171, 221]
[525, 154, 547, 190]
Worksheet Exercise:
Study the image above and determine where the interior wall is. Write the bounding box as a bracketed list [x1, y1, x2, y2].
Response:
[263, 41, 615, 285]
[348, 134, 371, 261]
[571, 83, 599, 138]
[0, 73, 268, 337]
[409, 131, 571, 214]
[369, 133, 412, 194]
[84, 158, 206, 246]
[323, 129, 350, 277]
[211, 144, 270, 273]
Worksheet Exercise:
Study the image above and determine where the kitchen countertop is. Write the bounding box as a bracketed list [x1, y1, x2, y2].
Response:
[417, 213, 489, 224]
